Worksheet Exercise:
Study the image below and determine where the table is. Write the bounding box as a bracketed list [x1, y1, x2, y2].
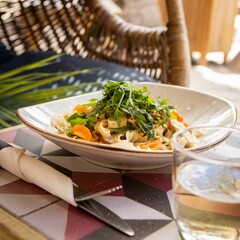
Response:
[0, 125, 181, 240]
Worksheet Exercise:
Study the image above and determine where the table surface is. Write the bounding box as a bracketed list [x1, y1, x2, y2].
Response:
[0, 125, 181, 240]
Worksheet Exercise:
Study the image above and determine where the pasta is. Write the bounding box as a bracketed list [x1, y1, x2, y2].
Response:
[51, 81, 202, 150]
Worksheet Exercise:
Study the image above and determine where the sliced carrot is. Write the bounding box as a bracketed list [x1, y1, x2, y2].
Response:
[74, 104, 85, 114]
[183, 121, 189, 127]
[172, 110, 183, 122]
[140, 139, 162, 150]
[72, 124, 92, 141]
[147, 139, 162, 150]
[140, 144, 148, 150]
[74, 104, 93, 114]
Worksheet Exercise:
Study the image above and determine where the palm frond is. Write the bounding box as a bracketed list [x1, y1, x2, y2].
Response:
[0, 106, 20, 124]
[0, 55, 61, 80]
[1, 69, 94, 97]
[0, 55, 104, 129]
[4, 83, 100, 106]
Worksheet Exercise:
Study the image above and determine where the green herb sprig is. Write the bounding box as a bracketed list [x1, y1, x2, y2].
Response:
[68, 81, 175, 139]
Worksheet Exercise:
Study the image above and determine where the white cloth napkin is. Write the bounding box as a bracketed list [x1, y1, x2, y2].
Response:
[0, 146, 77, 207]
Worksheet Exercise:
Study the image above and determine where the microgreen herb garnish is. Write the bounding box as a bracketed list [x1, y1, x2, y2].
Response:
[67, 81, 174, 139]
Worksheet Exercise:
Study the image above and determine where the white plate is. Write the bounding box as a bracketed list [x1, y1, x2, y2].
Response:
[16, 82, 237, 170]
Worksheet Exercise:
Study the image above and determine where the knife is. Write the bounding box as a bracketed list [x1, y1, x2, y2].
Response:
[77, 200, 135, 236]
[0, 140, 135, 236]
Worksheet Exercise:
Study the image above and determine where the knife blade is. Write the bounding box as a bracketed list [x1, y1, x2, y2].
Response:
[77, 199, 134, 236]
[0, 140, 135, 236]
[73, 184, 134, 236]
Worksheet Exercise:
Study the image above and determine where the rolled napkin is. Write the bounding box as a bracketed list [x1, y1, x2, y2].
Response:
[0, 146, 77, 207]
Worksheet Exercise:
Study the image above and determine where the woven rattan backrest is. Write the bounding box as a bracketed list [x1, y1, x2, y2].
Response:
[0, 0, 190, 86]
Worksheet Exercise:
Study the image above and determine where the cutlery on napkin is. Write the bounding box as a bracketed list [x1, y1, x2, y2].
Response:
[0, 140, 135, 236]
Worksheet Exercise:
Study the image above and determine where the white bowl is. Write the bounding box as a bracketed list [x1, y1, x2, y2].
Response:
[16, 82, 237, 170]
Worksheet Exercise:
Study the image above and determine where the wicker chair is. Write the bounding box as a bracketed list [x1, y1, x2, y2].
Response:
[0, 0, 191, 86]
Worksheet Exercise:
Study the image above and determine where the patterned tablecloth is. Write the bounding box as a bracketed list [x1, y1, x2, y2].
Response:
[0, 125, 181, 240]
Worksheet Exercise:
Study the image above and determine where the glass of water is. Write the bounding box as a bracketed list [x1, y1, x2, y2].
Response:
[172, 126, 240, 240]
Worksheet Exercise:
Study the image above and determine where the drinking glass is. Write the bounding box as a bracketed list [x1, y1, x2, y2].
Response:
[172, 126, 240, 240]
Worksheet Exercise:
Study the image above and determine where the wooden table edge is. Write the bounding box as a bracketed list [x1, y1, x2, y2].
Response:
[0, 206, 48, 240]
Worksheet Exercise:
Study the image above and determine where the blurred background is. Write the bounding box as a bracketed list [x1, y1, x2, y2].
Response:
[118, 0, 240, 115]
[0, 0, 239, 127]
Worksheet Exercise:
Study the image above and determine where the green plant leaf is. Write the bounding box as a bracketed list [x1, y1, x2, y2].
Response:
[0, 55, 104, 129]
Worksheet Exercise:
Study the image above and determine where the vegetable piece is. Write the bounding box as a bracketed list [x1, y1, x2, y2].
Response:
[140, 139, 162, 150]
[171, 110, 189, 127]
[84, 106, 93, 114]
[172, 110, 183, 122]
[84, 81, 174, 139]
[69, 118, 87, 127]
[72, 124, 92, 141]
[74, 104, 85, 113]
[74, 104, 93, 114]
